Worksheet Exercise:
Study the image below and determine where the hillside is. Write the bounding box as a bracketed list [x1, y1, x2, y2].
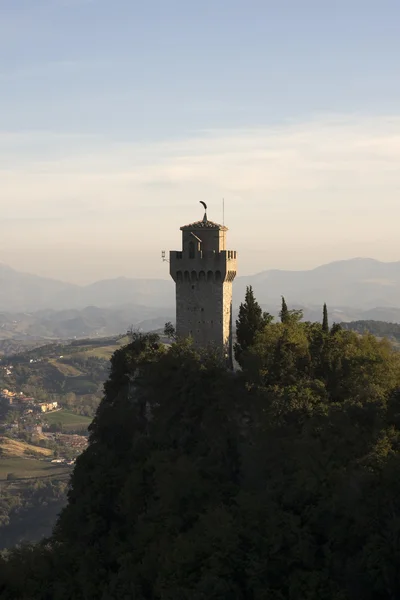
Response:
[0, 264, 174, 312]
[0, 338, 123, 548]
[0, 306, 174, 344]
[235, 257, 400, 310]
[2, 258, 400, 342]
[0, 436, 52, 458]
[0, 336, 129, 430]
[4, 303, 400, 345]
[3, 328, 400, 598]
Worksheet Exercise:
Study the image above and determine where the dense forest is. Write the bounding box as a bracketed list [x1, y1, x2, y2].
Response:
[2, 290, 400, 599]
[0, 479, 67, 551]
[342, 319, 400, 341]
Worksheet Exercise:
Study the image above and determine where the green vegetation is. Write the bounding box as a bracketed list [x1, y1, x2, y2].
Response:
[0, 458, 70, 481]
[322, 301, 329, 332]
[279, 294, 303, 324]
[280, 294, 289, 322]
[342, 318, 400, 340]
[48, 360, 83, 377]
[2, 336, 126, 419]
[0, 438, 52, 459]
[3, 303, 400, 598]
[234, 285, 272, 365]
[0, 478, 68, 550]
[163, 321, 176, 340]
[76, 344, 122, 360]
[43, 410, 92, 432]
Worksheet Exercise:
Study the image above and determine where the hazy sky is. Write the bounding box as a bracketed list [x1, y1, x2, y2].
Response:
[1, 0, 400, 283]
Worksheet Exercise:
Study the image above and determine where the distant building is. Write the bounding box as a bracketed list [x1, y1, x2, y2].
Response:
[25, 424, 43, 435]
[38, 401, 58, 413]
[169, 206, 237, 365]
[18, 397, 35, 405]
[1, 389, 17, 405]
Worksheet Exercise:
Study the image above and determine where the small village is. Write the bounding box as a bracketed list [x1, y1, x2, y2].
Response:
[0, 384, 89, 464]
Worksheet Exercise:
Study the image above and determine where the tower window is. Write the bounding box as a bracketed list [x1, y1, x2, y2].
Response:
[189, 241, 195, 259]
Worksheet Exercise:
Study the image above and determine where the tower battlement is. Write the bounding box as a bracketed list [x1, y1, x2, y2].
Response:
[170, 249, 237, 282]
[169, 211, 237, 364]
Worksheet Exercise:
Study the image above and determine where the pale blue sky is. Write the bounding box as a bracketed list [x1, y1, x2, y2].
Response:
[1, 0, 400, 282]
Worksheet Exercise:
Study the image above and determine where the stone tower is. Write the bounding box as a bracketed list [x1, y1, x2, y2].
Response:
[170, 208, 237, 364]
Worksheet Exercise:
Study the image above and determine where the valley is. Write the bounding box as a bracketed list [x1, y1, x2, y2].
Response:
[0, 335, 130, 548]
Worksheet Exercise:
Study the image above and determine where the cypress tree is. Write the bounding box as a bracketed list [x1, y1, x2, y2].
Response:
[322, 303, 329, 333]
[234, 286, 272, 365]
[280, 296, 290, 324]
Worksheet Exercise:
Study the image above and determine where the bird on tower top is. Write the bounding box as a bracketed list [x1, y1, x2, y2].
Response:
[200, 201, 207, 221]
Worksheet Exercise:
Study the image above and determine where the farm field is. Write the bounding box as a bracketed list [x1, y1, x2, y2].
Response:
[0, 456, 71, 480]
[48, 359, 84, 377]
[0, 436, 53, 458]
[44, 409, 92, 431]
[73, 336, 128, 360]
[76, 344, 121, 360]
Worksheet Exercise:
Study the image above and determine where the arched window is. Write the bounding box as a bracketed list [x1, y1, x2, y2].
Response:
[207, 270, 213, 281]
[184, 271, 190, 282]
[189, 241, 195, 259]
[191, 270, 197, 281]
[199, 271, 206, 281]
[177, 271, 183, 282]
[215, 270, 222, 282]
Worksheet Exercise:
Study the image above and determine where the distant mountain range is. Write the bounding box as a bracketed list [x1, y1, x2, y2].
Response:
[235, 258, 400, 310]
[0, 263, 174, 312]
[1, 258, 400, 341]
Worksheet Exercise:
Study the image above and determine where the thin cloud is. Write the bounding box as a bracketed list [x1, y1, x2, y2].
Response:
[2, 113, 400, 199]
[1, 113, 400, 280]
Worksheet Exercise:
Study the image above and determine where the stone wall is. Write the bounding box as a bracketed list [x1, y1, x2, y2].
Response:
[175, 278, 234, 358]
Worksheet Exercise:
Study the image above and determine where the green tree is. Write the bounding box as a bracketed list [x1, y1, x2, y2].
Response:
[163, 321, 176, 340]
[280, 295, 289, 323]
[331, 322, 342, 335]
[234, 286, 272, 366]
[3, 325, 400, 599]
[279, 296, 303, 325]
[322, 303, 329, 333]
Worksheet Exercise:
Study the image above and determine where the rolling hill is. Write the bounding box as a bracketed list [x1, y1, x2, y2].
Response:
[0, 264, 173, 312]
[1, 259, 400, 337]
[234, 258, 400, 309]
